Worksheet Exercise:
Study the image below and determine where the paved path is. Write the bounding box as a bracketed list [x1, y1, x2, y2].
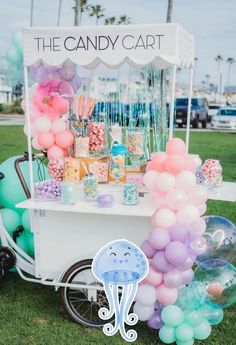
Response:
[0, 114, 25, 125]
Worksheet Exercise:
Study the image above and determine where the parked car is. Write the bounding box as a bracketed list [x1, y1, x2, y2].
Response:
[207, 104, 221, 122]
[211, 107, 236, 130]
[175, 98, 208, 128]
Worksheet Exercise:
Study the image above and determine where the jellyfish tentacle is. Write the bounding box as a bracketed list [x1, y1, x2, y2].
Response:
[103, 284, 120, 336]
[123, 283, 139, 326]
[119, 310, 137, 342]
[99, 283, 115, 320]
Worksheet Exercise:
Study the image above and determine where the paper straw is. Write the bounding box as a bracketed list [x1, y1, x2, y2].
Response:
[78, 95, 84, 115]
[88, 99, 97, 117]
[82, 162, 89, 174]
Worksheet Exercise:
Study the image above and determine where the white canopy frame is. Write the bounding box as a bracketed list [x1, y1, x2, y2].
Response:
[22, 24, 194, 197]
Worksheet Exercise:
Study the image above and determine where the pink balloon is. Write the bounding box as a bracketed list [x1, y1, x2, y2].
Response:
[177, 204, 200, 225]
[55, 130, 74, 149]
[51, 118, 67, 134]
[188, 185, 208, 205]
[184, 155, 196, 172]
[155, 172, 175, 193]
[24, 123, 37, 137]
[156, 284, 178, 305]
[166, 138, 186, 155]
[197, 203, 207, 216]
[146, 160, 157, 172]
[151, 152, 168, 172]
[164, 154, 186, 175]
[149, 228, 171, 250]
[143, 171, 159, 190]
[38, 132, 55, 149]
[21, 99, 26, 111]
[152, 208, 176, 229]
[47, 144, 64, 159]
[150, 190, 167, 209]
[145, 266, 163, 287]
[164, 268, 184, 288]
[62, 148, 69, 157]
[135, 284, 157, 305]
[166, 188, 187, 210]
[32, 136, 43, 150]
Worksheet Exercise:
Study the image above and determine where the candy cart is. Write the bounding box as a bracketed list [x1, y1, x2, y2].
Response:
[0, 24, 195, 326]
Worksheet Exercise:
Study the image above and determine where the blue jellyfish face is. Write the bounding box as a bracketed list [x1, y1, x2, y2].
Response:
[92, 239, 149, 285]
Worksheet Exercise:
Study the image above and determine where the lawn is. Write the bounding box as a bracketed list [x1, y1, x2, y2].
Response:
[0, 126, 235, 345]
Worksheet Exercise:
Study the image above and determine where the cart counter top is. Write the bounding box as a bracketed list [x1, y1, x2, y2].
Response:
[16, 182, 236, 216]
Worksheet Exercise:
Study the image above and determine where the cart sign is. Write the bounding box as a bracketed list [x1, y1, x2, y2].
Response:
[22, 24, 194, 68]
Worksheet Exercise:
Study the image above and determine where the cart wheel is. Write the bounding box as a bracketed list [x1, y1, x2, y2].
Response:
[60, 259, 114, 328]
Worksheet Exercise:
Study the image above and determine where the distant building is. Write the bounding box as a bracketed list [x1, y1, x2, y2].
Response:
[0, 75, 12, 104]
[224, 85, 236, 93]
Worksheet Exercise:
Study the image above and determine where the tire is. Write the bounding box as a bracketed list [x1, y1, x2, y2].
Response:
[192, 119, 198, 128]
[201, 119, 207, 128]
[60, 259, 113, 328]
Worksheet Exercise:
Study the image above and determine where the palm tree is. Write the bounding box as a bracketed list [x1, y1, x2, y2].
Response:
[166, 0, 173, 23]
[201, 80, 206, 90]
[73, 0, 89, 26]
[215, 55, 223, 91]
[205, 74, 210, 89]
[226, 57, 235, 86]
[90, 5, 105, 25]
[117, 15, 131, 25]
[104, 16, 116, 25]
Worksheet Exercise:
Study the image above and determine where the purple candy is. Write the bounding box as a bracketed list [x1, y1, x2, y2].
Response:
[96, 194, 114, 208]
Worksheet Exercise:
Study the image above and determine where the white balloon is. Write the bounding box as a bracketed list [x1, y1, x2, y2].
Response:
[177, 204, 200, 225]
[176, 171, 196, 191]
[24, 123, 37, 137]
[133, 302, 155, 321]
[34, 116, 52, 133]
[143, 171, 159, 190]
[51, 118, 67, 134]
[135, 284, 157, 305]
[153, 208, 176, 229]
[155, 172, 175, 192]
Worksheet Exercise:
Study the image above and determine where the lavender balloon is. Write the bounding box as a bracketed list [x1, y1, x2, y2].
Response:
[147, 310, 164, 329]
[141, 240, 156, 259]
[169, 223, 189, 242]
[152, 251, 173, 273]
[165, 241, 188, 266]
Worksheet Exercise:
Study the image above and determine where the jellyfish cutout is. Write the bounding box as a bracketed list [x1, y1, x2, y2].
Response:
[92, 239, 149, 342]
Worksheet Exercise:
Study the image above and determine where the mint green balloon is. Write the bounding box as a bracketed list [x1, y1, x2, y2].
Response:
[184, 310, 203, 327]
[176, 340, 194, 345]
[159, 325, 176, 344]
[161, 305, 184, 327]
[21, 210, 31, 233]
[199, 304, 224, 325]
[0, 208, 21, 235]
[5, 46, 22, 65]
[16, 232, 34, 257]
[0, 156, 49, 214]
[193, 319, 211, 340]
[176, 323, 193, 342]
[11, 31, 23, 51]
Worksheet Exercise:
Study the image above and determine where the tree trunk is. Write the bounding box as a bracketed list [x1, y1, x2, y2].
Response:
[227, 64, 231, 86]
[166, 0, 173, 23]
[74, 0, 81, 26]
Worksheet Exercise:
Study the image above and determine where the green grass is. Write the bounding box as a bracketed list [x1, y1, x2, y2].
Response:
[0, 126, 236, 345]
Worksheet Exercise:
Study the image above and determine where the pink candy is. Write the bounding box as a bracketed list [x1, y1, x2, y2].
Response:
[201, 159, 222, 182]
[48, 158, 64, 181]
[88, 122, 106, 152]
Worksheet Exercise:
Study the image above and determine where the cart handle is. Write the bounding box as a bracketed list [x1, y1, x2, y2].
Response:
[14, 153, 32, 199]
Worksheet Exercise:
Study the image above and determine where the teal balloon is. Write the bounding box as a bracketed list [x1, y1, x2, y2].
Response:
[193, 319, 211, 340]
[199, 304, 224, 325]
[161, 305, 184, 327]
[5, 45, 22, 65]
[0, 156, 49, 214]
[16, 232, 34, 257]
[176, 340, 194, 345]
[21, 210, 31, 232]
[0, 208, 21, 235]
[184, 310, 203, 327]
[159, 325, 176, 344]
[0, 56, 10, 74]
[11, 31, 23, 51]
[6, 64, 23, 85]
[176, 323, 193, 342]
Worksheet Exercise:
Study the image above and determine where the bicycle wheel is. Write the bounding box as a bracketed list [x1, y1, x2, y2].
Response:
[60, 259, 113, 327]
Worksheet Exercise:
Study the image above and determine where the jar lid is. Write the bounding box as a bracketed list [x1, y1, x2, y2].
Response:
[111, 141, 128, 156]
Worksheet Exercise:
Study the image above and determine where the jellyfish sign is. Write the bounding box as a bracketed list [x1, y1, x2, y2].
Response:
[92, 239, 149, 342]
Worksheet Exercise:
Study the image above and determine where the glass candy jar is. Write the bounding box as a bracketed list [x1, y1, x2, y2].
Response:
[83, 173, 98, 201]
[109, 141, 128, 183]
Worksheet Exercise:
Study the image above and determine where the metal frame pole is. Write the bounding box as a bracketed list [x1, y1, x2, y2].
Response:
[186, 67, 194, 152]
[23, 66, 34, 198]
[169, 64, 177, 139]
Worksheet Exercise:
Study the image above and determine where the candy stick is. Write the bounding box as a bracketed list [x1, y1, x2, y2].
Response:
[109, 131, 115, 144]
[78, 95, 84, 116]
[73, 95, 79, 117]
[88, 99, 96, 117]
[82, 162, 89, 175]
[83, 96, 92, 118]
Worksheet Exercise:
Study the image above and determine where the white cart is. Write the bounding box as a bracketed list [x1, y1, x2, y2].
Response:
[0, 24, 196, 326]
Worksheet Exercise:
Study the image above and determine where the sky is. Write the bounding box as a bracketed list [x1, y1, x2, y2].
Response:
[0, 0, 236, 86]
